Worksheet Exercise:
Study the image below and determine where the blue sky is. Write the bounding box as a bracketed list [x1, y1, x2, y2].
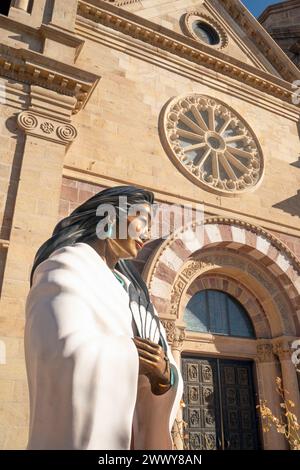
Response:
[241, 0, 283, 17]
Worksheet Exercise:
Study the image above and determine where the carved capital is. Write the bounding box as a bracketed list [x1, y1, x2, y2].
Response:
[161, 319, 186, 350]
[173, 328, 186, 351]
[257, 343, 275, 363]
[161, 320, 176, 343]
[273, 340, 293, 361]
[17, 111, 77, 145]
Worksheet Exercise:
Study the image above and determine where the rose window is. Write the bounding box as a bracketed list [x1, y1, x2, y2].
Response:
[181, 13, 228, 49]
[160, 95, 264, 196]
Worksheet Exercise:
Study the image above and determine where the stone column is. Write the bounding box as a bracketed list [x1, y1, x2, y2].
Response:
[0, 86, 77, 305]
[0, 85, 77, 449]
[162, 320, 185, 450]
[273, 339, 300, 420]
[256, 342, 287, 450]
[172, 328, 185, 451]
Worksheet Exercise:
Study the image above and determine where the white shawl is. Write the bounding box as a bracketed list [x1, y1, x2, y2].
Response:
[24, 242, 183, 450]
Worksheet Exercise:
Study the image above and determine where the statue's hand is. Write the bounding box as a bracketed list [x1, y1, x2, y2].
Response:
[132, 337, 171, 394]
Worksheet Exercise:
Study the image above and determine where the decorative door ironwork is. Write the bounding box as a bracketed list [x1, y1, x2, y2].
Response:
[182, 357, 260, 450]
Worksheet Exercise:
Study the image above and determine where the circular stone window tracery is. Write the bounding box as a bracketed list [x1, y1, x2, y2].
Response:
[182, 13, 228, 49]
[160, 94, 264, 196]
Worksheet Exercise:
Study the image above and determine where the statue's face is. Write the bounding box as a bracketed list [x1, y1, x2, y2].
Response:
[108, 202, 151, 259]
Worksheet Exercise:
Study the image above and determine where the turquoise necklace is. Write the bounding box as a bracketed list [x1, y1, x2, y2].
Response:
[113, 270, 125, 287]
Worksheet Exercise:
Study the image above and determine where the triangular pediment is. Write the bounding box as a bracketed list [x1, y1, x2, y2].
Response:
[104, 0, 299, 82]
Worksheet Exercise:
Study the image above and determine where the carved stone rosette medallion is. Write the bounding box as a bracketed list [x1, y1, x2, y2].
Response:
[160, 94, 264, 196]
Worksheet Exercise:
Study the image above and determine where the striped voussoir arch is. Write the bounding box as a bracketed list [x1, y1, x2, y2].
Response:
[146, 217, 300, 318]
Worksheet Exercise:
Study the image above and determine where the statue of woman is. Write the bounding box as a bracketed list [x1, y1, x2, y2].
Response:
[25, 185, 183, 450]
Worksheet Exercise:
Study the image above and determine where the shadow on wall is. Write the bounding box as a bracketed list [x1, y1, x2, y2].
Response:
[273, 142, 300, 217]
[0, 249, 8, 298]
[0, 113, 26, 296]
[1, 114, 26, 241]
[291, 157, 300, 169]
[273, 190, 300, 218]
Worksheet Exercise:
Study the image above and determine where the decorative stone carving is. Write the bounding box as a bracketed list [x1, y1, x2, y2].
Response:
[17, 112, 38, 131]
[173, 328, 186, 350]
[180, 261, 214, 280]
[160, 94, 264, 195]
[56, 124, 78, 142]
[169, 260, 215, 317]
[273, 340, 293, 361]
[257, 343, 275, 363]
[40, 122, 54, 134]
[160, 319, 185, 350]
[17, 111, 78, 145]
[102, 0, 139, 5]
[161, 319, 176, 343]
[181, 12, 228, 49]
[221, 0, 297, 82]
[170, 279, 186, 316]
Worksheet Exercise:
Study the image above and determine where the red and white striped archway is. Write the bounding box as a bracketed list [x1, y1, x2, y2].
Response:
[144, 217, 300, 335]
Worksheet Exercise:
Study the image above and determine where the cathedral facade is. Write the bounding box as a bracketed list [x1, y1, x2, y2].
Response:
[0, 0, 299, 450]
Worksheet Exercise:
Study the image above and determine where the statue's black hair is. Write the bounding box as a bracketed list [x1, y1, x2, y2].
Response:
[30, 185, 168, 351]
[30, 184, 153, 293]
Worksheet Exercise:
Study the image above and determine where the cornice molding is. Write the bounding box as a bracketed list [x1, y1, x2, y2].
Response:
[0, 15, 85, 50]
[221, 0, 300, 82]
[0, 44, 100, 114]
[102, 0, 140, 5]
[39, 23, 85, 60]
[77, 0, 298, 107]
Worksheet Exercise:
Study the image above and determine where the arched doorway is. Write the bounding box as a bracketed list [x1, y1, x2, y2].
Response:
[182, 289, 260, 450]
[143, 217, 300, 449]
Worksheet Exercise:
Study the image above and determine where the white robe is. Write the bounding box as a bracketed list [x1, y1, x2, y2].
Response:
[24, 242, 183, 450]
